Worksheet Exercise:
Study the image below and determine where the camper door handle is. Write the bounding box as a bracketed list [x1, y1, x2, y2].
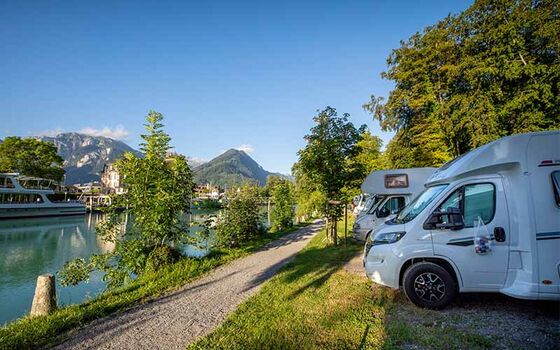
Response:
[494, 227, 506, 242]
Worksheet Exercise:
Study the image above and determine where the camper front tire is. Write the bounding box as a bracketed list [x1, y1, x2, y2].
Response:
[402, 262, 457, 309]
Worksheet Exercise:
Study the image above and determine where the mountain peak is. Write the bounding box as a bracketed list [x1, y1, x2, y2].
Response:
[37, 133, 140, 184]
[194, 148, 270, 187]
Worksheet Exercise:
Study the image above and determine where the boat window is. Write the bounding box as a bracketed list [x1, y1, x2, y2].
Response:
[0, 177, 15, 188]
[552, 171, 560, 207]
[395, 185, 447, 224]
[0, 193, 44, 204]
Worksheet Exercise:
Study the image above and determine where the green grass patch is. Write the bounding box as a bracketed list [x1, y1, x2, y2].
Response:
[190, 219, 493, 350]
[0, 223, 310, 350]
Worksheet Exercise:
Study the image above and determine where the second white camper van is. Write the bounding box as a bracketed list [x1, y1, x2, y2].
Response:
[364, 131, 560, 308]
[352, 168, 435, 241]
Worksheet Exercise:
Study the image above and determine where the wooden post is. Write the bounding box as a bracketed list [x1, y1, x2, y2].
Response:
[30, 274, 57, 317]
[333, 217, 338, 246]
[344, 204, 348, 246]
[267, 198, 271, 227]
[325, 217, 329, 242]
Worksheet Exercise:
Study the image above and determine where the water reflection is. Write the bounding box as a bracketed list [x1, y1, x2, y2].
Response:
[0, 214, 112, 325]
[0, 207, 262, 325]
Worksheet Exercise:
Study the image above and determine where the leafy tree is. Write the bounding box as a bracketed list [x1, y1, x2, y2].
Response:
[296, 107, 366, 244]
[60, 111, 193, 288]
[268, 176, 295, 231]
[216, 183, 263, 248]
[365, 0, 559, 167]
[355, 130, 386, 173]
[292, 162, 326, 220]
[0, 137, 65, 181]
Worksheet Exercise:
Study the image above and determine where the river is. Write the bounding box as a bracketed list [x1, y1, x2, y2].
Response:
[0, 209, 226, 326]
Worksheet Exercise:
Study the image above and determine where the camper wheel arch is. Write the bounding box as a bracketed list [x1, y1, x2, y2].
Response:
[399, 257, 461, 289]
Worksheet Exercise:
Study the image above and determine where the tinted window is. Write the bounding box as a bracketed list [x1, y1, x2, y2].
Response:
[439, 189, 461, 213]
[552, 171, 560, 207]
[464, 184, 495, 226]
[435, 183, 495, 228]
[380, 196, 406, 214]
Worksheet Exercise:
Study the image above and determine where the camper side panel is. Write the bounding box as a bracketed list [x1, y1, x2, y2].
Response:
[528, 134, 560, 297]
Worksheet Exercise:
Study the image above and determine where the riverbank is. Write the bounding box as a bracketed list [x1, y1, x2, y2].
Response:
[0, 222, 311, 350]
[189, 222, 559, 350]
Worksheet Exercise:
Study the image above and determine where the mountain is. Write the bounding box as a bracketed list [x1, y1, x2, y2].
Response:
[38, 133, 141, 185]
[193, 149, 278, 187]
[186, 157, 207, 169]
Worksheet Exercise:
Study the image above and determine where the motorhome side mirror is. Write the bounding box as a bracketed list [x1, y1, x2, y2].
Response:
[377, 207, 390, 218]
[423, 212, 441, 230]
[423, 208, 465, 231]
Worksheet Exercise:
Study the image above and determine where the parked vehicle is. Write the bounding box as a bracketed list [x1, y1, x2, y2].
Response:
[352, 168, 435, 241]
[363, 131, 560, 308]
[352, 193, 370, 216]
[0, 173, 86, 219]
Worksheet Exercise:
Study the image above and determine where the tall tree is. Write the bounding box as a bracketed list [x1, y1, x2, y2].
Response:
[60, 111, 194, 288]
[0, 137, 65, 181]
[355, 130, 386, 172]
[365, 0, 559, 167]
[296, 107, 366, 244]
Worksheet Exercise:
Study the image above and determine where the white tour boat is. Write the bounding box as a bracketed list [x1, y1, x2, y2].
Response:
[0, 173, 86, 219]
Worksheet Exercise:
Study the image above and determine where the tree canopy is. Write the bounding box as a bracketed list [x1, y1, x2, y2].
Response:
[0, 137, 65, 181]
[60, 111, 194, 288]
[297, 107, 367, 204]
[364, 0, 559, 167]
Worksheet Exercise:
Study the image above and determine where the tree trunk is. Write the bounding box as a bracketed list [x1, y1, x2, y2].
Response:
[333, 217, 338, 247]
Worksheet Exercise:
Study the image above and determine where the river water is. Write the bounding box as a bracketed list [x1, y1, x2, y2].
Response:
[0, 209, 222, 326]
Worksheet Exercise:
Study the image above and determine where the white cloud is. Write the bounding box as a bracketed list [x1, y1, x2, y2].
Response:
[79, 125, 129, 140]
[37, 127, 64, 137]
[235, 144, 254, 154]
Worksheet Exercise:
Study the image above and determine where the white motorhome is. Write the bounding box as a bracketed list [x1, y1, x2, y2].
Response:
[364, 131, 560, 308]
[352, 168, 435, 241]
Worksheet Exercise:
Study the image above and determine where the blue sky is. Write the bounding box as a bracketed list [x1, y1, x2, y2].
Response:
[0, 0, 472, 174]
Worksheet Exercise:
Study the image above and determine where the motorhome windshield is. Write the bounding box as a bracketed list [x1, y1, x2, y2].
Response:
[366, 195, 386, 214]
[395, 184, 447, 224]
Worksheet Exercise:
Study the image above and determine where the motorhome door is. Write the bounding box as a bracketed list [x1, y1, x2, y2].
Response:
[429, 178, 510, 291]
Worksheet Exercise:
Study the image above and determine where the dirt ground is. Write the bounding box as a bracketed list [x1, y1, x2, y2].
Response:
[345, 251, 560, 350]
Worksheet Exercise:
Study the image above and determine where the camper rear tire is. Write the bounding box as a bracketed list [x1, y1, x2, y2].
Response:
[403, 262, 457, 309]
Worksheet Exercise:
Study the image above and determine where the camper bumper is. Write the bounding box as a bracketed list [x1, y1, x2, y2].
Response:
[364, 244, 400, 289]
[352, 224, 370, 241]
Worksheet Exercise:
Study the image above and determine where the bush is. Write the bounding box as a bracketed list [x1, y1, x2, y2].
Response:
[270, 178, 295, 231]
[216, 184, 264, 247]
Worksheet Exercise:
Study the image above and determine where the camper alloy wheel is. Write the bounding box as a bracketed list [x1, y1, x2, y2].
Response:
[403, 262, 457, 309]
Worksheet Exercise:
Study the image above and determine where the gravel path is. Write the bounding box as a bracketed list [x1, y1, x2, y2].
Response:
[52, 222, 322, 350]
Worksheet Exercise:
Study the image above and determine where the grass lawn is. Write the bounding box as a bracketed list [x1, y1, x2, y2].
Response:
[0, 223, 310, 350]
[189, 220, 495, 350]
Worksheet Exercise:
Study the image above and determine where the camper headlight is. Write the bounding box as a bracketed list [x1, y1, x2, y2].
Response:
[372, 231, 406, 245]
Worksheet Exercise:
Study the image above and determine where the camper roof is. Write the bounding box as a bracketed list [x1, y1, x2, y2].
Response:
[426, 131, 560, 186]
[361, 168, 436, 196]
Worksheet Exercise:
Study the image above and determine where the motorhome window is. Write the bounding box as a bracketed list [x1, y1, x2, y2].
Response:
[552, 171, 560, 207]
[380, 196, 406, 215]
[385, 174, 408, 188]
[366, 195, 386, 214]
[464, 184, 495, 226]
[395, 184, 447, 224]
[438, 189, 463, 213]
